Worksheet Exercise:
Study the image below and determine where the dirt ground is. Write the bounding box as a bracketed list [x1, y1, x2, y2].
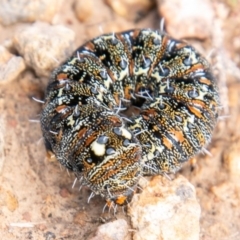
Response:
[0, 0, 240, 239]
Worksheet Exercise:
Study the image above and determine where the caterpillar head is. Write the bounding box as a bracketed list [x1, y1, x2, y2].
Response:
[81, 124, 142, 206]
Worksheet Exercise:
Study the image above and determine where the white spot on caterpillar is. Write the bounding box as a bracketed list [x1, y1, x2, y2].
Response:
[90, 140, 106, 156]
[121, 127, 132, 140]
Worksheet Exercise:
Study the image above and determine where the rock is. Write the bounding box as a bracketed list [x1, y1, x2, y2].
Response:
[73, 0, 111, 27]
[84, 17, 135, 41]
[129, 175, 201, 240]
[105, 0, 155, 22]
[0, 46, 26, 84]
[214, 2, 230, 20]
[90, 219, 129, 240]
[74, 0, 93, 22]
[0, 0, 62, 26]
[13, 22, 75, 77]
[157, 0, 214, 40]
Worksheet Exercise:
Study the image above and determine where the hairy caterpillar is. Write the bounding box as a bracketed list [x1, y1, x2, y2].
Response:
[40, 29, 219, 206]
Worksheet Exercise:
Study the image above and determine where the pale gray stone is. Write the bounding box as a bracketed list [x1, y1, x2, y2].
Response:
[90, 219, 129, 240]
[129, 175, 201, 240]
[0, 46, 26, 84]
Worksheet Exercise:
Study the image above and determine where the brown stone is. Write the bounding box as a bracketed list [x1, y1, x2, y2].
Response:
[74, 0, 93, 22]
[105, 0, 155, 22]
[13, 22, 75, 77]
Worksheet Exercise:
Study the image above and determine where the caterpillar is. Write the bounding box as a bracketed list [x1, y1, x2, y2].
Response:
[40, 29, 219, 207]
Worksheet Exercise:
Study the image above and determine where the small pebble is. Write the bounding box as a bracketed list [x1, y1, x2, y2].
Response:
[105, 0, 155, 22]
[74, 0, 93, 22]
[157, 0, 214, 40]
[13, 22, 75, 77]
[90, 219, 129, 240]
[0, 46, 26, 84]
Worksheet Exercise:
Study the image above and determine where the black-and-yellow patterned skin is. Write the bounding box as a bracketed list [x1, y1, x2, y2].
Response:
[40, 29, 219, 206]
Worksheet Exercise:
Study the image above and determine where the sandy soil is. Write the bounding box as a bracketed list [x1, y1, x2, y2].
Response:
[0, 0, 240, 239]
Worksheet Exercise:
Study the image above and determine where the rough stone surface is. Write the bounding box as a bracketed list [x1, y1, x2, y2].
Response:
[129, 175, 201, 240]
[0, 46, 26, 84]
[0, 0, 62, 26]
[90, 219, 129, 240]
[13, 22, 75, 77]
[157, 0, 214, 39]
[105, 0, 155, 22]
